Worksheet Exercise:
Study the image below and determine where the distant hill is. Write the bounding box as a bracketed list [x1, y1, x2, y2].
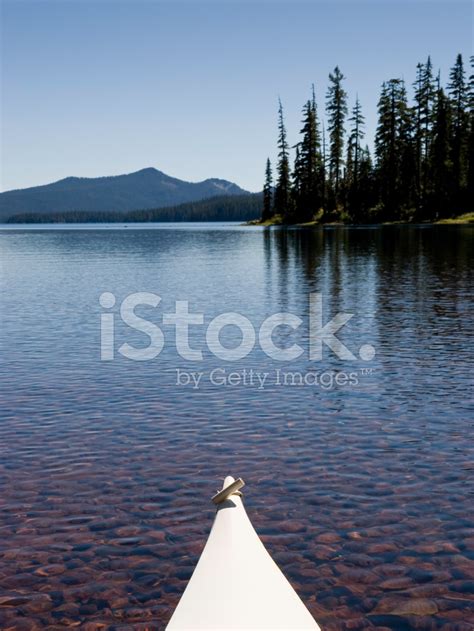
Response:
[0, 167, 249, 222]
[7, 193, 262, 224]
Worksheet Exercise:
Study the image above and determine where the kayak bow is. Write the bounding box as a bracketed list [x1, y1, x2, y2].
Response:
[166, 476, 320, 630]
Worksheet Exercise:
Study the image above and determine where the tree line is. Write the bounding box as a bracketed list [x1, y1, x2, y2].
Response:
[262, 54, 473, 224]
[7, 193, 262, 224]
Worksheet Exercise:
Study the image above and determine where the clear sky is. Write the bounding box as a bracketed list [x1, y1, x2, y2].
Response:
[1, 0, 472, 192]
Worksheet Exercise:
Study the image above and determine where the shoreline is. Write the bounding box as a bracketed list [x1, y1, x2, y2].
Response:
[1, 212, 473, 229]
[247, 211, 474, 227]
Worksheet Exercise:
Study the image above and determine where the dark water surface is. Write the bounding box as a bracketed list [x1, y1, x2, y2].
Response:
[1, 223, 473, 630]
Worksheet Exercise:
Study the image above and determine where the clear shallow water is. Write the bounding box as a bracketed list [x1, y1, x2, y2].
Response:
[0, 223, 473, 630]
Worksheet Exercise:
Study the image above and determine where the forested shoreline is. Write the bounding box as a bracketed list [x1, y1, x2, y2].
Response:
[6, 193, 262, 224]
[262, 54, 473, 224]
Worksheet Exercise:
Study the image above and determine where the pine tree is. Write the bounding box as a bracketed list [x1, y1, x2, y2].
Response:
[345, 135, 354, 202]
[293, 92, 322, 222]
[468, 56, 474, 207]
[311, 85, 324, 215]
[413, 62, 424, 205]
[448, 54, 468, 208]
[422, 58, 435, 194]
[291, 143, 303, 212]
[412, 57, 435, 212]
[346, 98, 365, 219]
[274, 99, 292, 220]
[399, 90, 417, 215]
[262, 158, 273, 221]
[358, 145, 375, 219]
[375, 81, 396, 217]
[375, 79, 415, 219]
[321, 122, 327, 213]
[326, 67, 348, 207]
[429, 85, 453, 217]
[311, 84, 323, 196]
[350, 98, 365, 182]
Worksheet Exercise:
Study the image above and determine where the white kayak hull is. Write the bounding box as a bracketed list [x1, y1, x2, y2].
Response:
[166, 477, 320, 630]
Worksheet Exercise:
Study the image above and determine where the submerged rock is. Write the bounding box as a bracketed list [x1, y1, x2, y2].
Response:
[390, 598, 439, 616]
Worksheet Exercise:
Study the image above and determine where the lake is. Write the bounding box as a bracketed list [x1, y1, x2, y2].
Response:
[1, 223, 473, 630]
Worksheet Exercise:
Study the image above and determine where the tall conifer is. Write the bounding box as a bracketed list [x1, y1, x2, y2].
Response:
[326, 67, 348, 205]
[262, 158, 273, 221]
[274, 99, 292, 220]
[448, 54, 468, 208]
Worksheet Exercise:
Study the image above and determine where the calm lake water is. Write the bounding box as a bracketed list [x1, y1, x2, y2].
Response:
[1, 223, 473, 630]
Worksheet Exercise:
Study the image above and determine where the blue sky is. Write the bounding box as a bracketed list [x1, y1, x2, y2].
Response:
[1, 0, 472, 192]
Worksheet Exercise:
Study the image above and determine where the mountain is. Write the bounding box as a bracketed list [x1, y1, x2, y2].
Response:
[0, 168, 249, 222]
